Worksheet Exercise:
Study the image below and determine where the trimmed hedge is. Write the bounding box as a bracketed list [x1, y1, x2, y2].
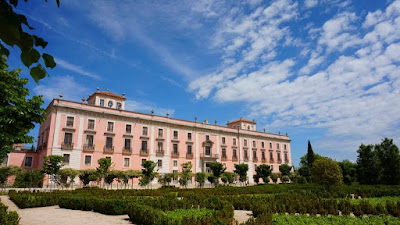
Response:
[0, 199, 20, 225]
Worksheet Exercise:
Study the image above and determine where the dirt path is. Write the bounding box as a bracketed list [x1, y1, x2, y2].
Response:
[0, 196, 131, 225]
[234, 210, 252, 223]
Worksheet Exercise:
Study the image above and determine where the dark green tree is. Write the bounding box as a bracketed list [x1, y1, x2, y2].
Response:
[139, 160, 157, 187]
[356, 144, 380, 185]
[209, 162, 226, 186]
[42, 155, 64, 188]
[0, 166, 22, 187]
[307, 140, 315, 168]
[195, 172, 207, 188]
[375, 138, 400, 185]
[0, 57, 45, 162]
[179, 162, 192, 188]
[78, 169, 98, 187]
[339, 160, 357, 185]
[270, 173, 279, 184]
[311, 158, 343, 188]
[234, 163, 249, 185]
[97, 157, 112, 187]
[255, 164, 272, 183]
[279, 164, 292, 177]
[0, 0, 57, 82]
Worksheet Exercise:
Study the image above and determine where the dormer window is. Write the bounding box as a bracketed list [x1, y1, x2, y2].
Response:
[116, 102, 122, 109]
[100, 99, 104, 107]
[108, 101, 113, 108]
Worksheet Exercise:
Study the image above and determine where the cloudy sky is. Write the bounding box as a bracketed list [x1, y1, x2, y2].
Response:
[7, 0, 400, 165]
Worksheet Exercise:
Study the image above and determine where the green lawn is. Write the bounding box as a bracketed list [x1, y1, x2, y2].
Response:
[349, 196, 400, 206]
[165, 208, 214, 220]
[272, 214, 400, 225]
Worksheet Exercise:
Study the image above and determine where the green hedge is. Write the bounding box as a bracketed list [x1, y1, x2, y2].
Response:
[0, 199, 20, 225]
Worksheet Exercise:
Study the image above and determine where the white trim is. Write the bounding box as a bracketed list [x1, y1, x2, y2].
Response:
[62, 153, 71, 165]
[65, 115, 76, 128]
[125, 123, 132, 134]
[106, 120, 115, 132]
[53, 112, 62, 147]
[123, 157, 130, 168]
[77, 116, 84, 149]
[87, 118, 96, 130]
[84, 154, 93, 166]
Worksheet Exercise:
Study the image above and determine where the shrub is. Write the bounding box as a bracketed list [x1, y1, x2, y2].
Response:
[13, 170, 44, 188]
[0, 199, 20, 225]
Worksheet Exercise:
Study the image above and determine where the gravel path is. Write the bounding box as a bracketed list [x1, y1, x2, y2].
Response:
[0, 196, 131, 225]
[234, 210, 252, 223]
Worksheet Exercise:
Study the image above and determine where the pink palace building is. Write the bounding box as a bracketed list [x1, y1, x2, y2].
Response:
[4, 90, 292, 184]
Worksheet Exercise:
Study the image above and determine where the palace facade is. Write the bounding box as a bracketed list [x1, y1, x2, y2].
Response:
[5, 90, 292, 184]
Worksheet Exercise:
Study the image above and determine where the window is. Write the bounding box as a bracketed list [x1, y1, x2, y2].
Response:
[173, 144, 178, 153]
[63, 154, 70, 164]
[262, 142, 265, 148]
[107, 122, 114, 132]
[64, 133, 73, 144]
[233, 149, 237, 157]
[205, 146, 211, 155]
[254, 164, 257, 171]
[158, 160, 162, 167]
[270, 152, 274, 160]
[141, 140, 148, 150]
[116, 102, 122, 109]
[187, 132, 192, 140]
[108, 101, 113, 108]
[253, 141, 256, 147]
[253, 150, 257, 158]
[124, 158, 130, 167]
[277, 143, 280, 150]
[66, 116, 74, 127]
[261, 151, 265, 159]
[88, 119, 95, 129]
[244, 150, 248, 158]
[278, 152, 281, 162]
[222, 148, 226, 157]
[244, 139, 247, 147]
[157, 142, 163, 151]
[187, 145, 192, 154]
[158, 129, 163, 137]
[173, 130, 178, 139]
[141, 159, 146, 166]
[106, 137, 113, 148]
[285, 153, 288, 162]
[126, 124, 132, 134]
[100, 99, 104, 107]
[124, 139, 131, 149]
[206, 135, 209, 141]
[222, 137, 226, 144]
[84, 155, 92, 166]
[142, 126, 148, 136]
[173, 160, 178, 167]
[86, 135, 94, 146]
[24, 156, 33, 167]
[233, 138, 236, 146]
[284, 144, 287, 150]
[269, 142, 272, 149]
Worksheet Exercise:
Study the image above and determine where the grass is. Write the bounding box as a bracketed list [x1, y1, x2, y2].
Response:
[349, 196, 400, 206]
[272, 214, 400, 225]
[165, 208, 214, 220]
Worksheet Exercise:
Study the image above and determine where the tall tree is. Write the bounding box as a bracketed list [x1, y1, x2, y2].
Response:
[195, 172, 207, 188]
[0, 0, 57, 82]
[42, 155, 64, 188]
[311, 158, 343, 188]
[279, 164, 292, 177]
[307, 140, 315, 168]
[179, 162, 193, 188]
[0, 57, 45, 162]
[97, 158, 112, 187]
[139, 160, 157, 187]
[356, 144, 380, 185]
[234, 163, 249, 185]
[375, 138, 400, 185]
[209, 162, 226, 186]
[255, 164, 272, 184]
[339, 160, 357, 185]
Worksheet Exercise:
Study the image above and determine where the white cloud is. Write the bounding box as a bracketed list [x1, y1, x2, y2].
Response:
[305, 0, 318, 8]
[125, 100, 175, 117]
[55, 58, 101, 80]
[33, 75, 90, 102]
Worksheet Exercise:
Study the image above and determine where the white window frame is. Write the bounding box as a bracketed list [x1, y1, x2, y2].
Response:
[65, 115, 75, 127]
[63, 154, 70, 165]
[87, 118, 96, 130]
[106, 120, 115, 132]
[123, 157, 130, 168]
[125, 123, 132, 134]
[84, 154, 92, 166]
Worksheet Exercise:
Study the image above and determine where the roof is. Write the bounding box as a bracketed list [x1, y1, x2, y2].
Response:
[88, 91, 126, 100]
[227, 118, 256, 124]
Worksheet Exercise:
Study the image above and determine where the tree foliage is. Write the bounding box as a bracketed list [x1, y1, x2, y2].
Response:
[339, 160, 357, 185]
[97, 158, 112, 186]
[234, 163, 249, 184]
[179, 162, 193, 188]
[307, 140, 315, 168]
[255, 164, 272, 183]
[58, 168, 78, 188]
[0, 0, 58, 82]
[311, 158, 343, 187]
[0, 57, 45, 162]
[78, 169, 97, 187]
[270, 173, 279, 184]
[42, 155, 64, 186]
[279, 164, 292, 177]
[0, 166, 22, 186]
[195, 172, 207, 188]
[209, 162, 226, 186]
[357, 144, 381, 185]
[140, 160, 157, 187]
[375, 138, 400, 185]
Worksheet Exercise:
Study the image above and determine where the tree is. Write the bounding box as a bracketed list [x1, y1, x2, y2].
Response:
[311, 158, 343, 188]
[158, 173, 173, 187]
[0, 57, 45, 162]
[42, 155, 64, 188]
[234, 163, 249, 185]
[0, 166, 22, 187]
[104, 172, 117, 189]
[356, 144, 380, 185]
[195, 172, 207, 188]
[58, 168, 78, 189]
[126, 170, 141, 188]
[339, 160, 357, 185]
[97, 158, 112, 187]
[279, 164, 292, 177]
[139, 160, 157, 187]
[255, 164, 272, 184]
[222, 172, 235, 185]
[0, 0, 57, 82]
[209, 162, 226, 186]
[79, 169, 97, 187]
[270, 173, 279, 184]
[179, 162, 192, 188]
[299, 149, 324, 183]
[375, 138, 400, 185]
[307, 140, 315, 168]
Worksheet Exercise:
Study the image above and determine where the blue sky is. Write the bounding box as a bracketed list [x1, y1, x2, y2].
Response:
[6, 0, 400, 166]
